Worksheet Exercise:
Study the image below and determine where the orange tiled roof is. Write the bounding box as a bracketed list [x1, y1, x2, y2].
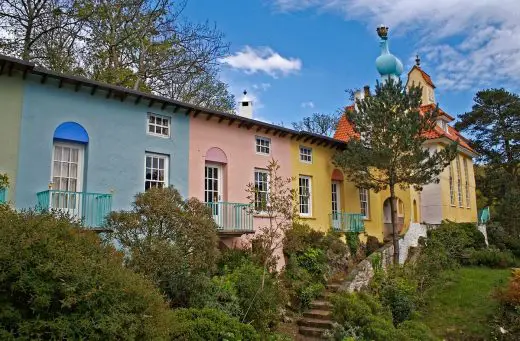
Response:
[334, 104, 475, 153]
[409, 65, 436, 88]
[420, 103, 454, 121]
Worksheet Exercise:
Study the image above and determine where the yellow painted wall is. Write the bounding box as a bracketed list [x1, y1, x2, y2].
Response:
[0, 73, 24, 202]
[440, 152, 478, 222]
[290, 141, 396, 242]
[406, 68, 435, 105]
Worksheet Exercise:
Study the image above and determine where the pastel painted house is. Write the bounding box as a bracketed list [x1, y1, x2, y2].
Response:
[0, 55, 366, 245]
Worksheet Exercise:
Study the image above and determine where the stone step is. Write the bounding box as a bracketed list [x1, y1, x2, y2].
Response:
[318, 291, 334, 299]
[298, 326, 328, 338]
[310, 300, 332, 311]
[303, 309, 332, 320]
[326, 283, 341, 292]
[298, 317, 334, 329]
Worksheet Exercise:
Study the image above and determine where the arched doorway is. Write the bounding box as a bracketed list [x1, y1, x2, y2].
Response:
[383, 197, 405, 238]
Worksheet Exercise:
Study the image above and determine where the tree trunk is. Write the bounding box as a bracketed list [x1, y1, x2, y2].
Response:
[389, 184, 400, 264]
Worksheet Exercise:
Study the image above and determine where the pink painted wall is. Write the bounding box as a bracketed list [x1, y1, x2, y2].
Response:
[189, 116, 292, 268]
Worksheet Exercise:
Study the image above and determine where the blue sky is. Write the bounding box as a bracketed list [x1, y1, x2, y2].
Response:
[185, 0, 520, 126]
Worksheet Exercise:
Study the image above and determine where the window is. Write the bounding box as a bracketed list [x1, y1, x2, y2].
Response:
[299, 176, 312, 216]
[456, 156, 463, 207]
[359, 188, 369, 218]
[145, 153, 169, 190]
[256, 136, 270, 155]
[299, 146, 312, 163]
[148, 113, 170, 137]
[254, 169, 269, 211]
[331, 182, 340, 213]
[463, 158, 470, 208]
[449, 162, 455, 206]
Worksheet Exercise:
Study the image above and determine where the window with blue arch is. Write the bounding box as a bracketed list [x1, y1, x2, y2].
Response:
[53, 122, 89, 144]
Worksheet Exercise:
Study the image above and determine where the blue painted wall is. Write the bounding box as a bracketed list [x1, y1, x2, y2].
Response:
[16, 76, 190, 211]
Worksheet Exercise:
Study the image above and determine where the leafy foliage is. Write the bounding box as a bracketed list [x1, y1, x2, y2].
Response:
[221, 261, 287, 333]
[455, 88, 520, 179]
[282, 223, 350, 310]
[292, 112, 341, 137]
[169, 308, 259, 341]
[0, 173, 8, 190]
[329, 291, 435, 341]
[106, 187, 220, 308]
[0, 205, 172, 340]
[334, 79, 457, 262]
[0, 0, 235, 111]
[463, 247, 517, 268]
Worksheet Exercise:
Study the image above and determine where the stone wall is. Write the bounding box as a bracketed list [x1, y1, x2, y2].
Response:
[399, 223, 427, 264]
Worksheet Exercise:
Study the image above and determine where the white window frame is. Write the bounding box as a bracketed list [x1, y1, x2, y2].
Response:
[449, 162, 455, 206]
[50, 142, 84, 193]
[299, 176, 312, 217]
[254, 169, 269, 212]
[145, 153, 169, 190]
[463, 158, 471, 208]
[299, 146, 312, 164]
[255, 136, 271, 155]
[331, 181, 341, 213]
[147, 113, 171, 138]
[456, 156, 463, 207]
[359, 188, 370, 219]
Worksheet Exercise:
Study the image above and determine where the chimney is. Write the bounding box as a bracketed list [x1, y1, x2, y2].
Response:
[238, 90, 253, 118]
[354, 89, 365, 111]
[363, 85, 370, 97]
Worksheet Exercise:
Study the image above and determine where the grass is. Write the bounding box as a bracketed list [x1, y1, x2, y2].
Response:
[419, 267, 510, 341]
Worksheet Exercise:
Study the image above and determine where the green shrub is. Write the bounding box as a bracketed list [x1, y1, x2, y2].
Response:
[225, 262, 287, 333]
[169, 308, 259, 341]
[463, 247, 517, 268]
[0, 206, 171, 340]
[487, 221, 520, 257]
[106, 187, 220, 308]
[330, 291, 435, 341]
[493, 269, 520, 340]
[297, 283, 325, 310]
[398, 320, 438, 341]
[295, 247, 327, 279]
[283, 222, 324, 256]
[217, 248, 254, 275]
[380, 276, 418, 325]
[345, 232, 360, 257]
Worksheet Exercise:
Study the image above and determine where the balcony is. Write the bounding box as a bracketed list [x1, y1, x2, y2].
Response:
[329, 212, 365, 233]
[0, 188, 6, 204]
[37, 190, 113, 229]
[478, 207, 490, 224]
[205, 202, 255, 236]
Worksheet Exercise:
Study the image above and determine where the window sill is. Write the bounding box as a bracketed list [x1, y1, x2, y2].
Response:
[147, 133, 170, 139]
[256, 152, 270, 157]
[299, 215, 316, 220]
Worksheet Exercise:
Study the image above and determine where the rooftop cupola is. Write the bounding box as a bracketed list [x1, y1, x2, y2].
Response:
[375, 25, 403, 82]
[238, 90, 253, 118]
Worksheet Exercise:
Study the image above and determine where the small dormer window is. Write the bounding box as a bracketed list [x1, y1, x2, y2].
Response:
[437, 120, 449, 134]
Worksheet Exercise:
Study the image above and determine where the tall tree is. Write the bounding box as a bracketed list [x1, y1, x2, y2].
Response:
[333, 79, 457, 263]
[292, 112, 341, 137]
[0, 0, 83, 62]
[455, 89, 520, 182]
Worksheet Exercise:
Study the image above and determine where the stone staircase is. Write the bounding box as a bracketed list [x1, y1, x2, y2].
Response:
[297, 281, 341, 339]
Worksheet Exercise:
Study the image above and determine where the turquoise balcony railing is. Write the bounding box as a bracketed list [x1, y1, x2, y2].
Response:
[205, 202, 254, 233]
[0, 188, 6, 204]
[478, 206, 490, 224]
[37, 190, 113, 228]
[329, 212, 365, 233]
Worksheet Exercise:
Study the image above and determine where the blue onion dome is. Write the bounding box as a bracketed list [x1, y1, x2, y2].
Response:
[375, 25, 403, 80]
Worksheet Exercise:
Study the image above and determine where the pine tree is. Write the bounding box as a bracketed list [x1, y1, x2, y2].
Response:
[333, 79, 457, 263]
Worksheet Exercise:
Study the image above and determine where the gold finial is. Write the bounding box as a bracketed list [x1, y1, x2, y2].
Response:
[377, 25, 389, 39]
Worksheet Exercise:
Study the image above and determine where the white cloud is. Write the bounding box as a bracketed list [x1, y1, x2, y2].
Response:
[219, 46, 302, 78]
[301, 101, 315, 109]
[253, 83, 272, 91]
[269, 0, 520, 91]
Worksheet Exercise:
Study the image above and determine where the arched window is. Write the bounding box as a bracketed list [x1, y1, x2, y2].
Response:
[51, 122, 88, 193]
